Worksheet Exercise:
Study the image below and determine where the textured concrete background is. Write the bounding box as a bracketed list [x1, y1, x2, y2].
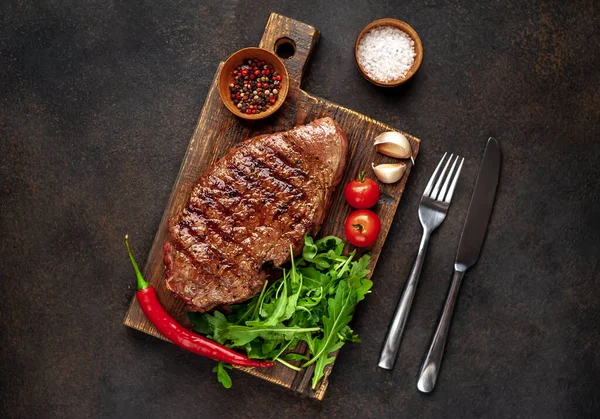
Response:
[1, 0, 599, 418]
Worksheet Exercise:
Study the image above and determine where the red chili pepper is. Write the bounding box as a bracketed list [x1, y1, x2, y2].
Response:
[125, 236, 274, 369]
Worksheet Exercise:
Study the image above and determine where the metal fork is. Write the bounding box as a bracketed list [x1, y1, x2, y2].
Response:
[378, 153, 464, 370]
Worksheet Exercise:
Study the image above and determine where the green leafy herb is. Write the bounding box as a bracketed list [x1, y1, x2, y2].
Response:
[212, 362, 232, 389]
[189, 235, 372, 389]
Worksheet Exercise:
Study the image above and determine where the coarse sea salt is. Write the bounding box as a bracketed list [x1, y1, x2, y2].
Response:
[357, 26, 416, 83]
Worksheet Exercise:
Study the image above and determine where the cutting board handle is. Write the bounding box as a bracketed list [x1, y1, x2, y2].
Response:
[259, 13, 320, 92]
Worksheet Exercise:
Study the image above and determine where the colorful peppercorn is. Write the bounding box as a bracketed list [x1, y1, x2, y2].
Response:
[229, 59, 283, 115]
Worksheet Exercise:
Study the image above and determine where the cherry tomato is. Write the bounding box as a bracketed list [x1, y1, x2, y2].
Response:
[344, 172, 380, 209]
[344, 209, 381, 247]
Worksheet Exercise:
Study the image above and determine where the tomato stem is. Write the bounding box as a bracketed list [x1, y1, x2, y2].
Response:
[351, 223, 364, 233]
[358, 171, 366, 183]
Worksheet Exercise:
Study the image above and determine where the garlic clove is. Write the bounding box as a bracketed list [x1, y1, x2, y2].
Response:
[372, 162, 407, 184]
[374, 131, 413, 160]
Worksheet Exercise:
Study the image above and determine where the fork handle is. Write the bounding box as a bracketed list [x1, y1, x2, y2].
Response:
[417, 268, 466, 393]
[378, 231, 431, 370]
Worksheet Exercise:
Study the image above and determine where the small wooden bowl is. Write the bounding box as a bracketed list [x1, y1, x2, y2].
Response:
[355, 18, 423, 87]
[218, 47, 289, 120]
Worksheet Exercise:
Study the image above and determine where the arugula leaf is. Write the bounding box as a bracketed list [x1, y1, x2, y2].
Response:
[223, 325, 320, 346]
[188, 312, 211, 335]
[301, 276, 372, 388]
[310, 339, 344, 389]
[191, 310, 230, 341]
[190, 234, 372, 390]
[251, 280, 269, 320]
[302, 236, 318, 261]
[299, 266, 330, 286]
[259, 274, 288, 326]
[302, 280, 357, 369]
[338, 325, 361, 343]
[315, 236, 343, 252]
[350, 254, 371, 277]
[281, 352, 309, 362]
[297, 286, 324, 310]
[354, 278, 373, 303]
[212, 362, 232, 389]
[282, 254, 302, 321]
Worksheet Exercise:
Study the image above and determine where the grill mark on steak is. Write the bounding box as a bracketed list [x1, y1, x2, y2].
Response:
[196, 177, 270, 247]
[172, 222, 248, 281]
[189, 190, 234, 223]
[236, 152, 307, 222]
[204, 173, 243, 196]
[204, 174, 257, 216]
[247, 142, 309, 182]
[231, 156, 298, 196]
[186, 180, 294, 264]
[172, 223, 259, 301]
[224, 161, 307, 230]
[261, 143, 308, 176]
[164, 117, 348, 311]
[169, 233, 223, 277]
[182, 204, 256, 260]
[163, 242, 243, 312]
[193, 173, 265, 235]
[173, 224, 229, 270]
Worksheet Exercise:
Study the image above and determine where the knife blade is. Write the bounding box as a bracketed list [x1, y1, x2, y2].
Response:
[455, 137, 502, 271]
[417, 137, 501, 393]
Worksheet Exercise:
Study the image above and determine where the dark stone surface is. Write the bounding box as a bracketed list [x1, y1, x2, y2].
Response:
[1, 0, 599, 417]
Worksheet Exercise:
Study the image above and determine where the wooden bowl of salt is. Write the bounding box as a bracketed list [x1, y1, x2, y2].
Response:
[355, 18, 423, 87]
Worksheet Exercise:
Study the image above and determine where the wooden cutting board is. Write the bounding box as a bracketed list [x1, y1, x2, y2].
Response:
[124, 13, 420, 400]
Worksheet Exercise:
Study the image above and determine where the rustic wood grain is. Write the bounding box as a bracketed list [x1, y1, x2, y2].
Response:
[123, 12, 420, 400]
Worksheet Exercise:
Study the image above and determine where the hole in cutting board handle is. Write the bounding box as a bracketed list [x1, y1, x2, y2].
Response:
[275, 37, 296, 59]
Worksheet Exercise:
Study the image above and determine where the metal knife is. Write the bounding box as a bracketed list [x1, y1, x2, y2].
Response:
[416, 137, 501, 393]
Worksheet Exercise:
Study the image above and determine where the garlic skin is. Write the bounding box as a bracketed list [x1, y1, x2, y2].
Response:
[374, 131, 412, 160]
[372, 162, 407, 184]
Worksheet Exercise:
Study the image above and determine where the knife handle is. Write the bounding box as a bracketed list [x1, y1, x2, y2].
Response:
[417, 268, 465, 393]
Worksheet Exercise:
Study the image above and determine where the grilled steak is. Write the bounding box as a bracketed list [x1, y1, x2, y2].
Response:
[163, 117, 348, 311]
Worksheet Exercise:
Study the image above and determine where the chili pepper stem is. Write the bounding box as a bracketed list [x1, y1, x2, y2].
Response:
[125, 234, 149, 290]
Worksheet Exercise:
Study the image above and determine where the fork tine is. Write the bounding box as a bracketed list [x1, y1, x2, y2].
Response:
[437, 155, 459, 201]
[423, 153, 447, 197]
[443, 157, 464, 203]
[430, 154, 453, 199]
